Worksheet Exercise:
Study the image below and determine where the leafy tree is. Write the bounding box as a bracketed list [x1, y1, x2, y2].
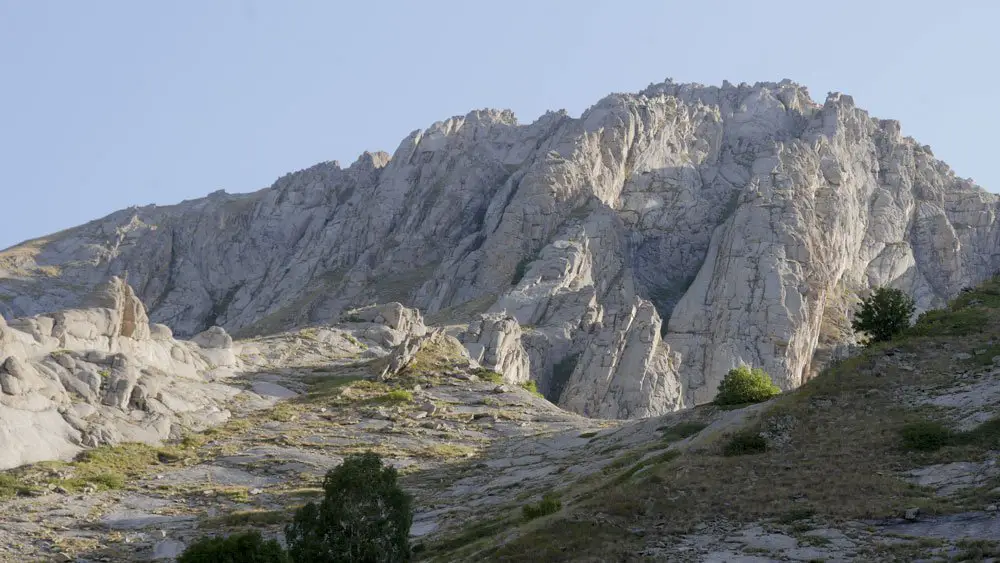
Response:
[852, 286, 915, 344]
[715, 366, 781, 405]
[177, 531, 289, 563]
[286, 452, 413, 563]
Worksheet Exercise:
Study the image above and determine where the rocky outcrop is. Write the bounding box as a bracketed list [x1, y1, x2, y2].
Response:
[3, 79, 999, 419]
[344, 302, 428, 349]
[378, 334, 426, 380]
[459, 314, 530, 384]
[0, 278, 243, 469]
[190, 326, 236, 368]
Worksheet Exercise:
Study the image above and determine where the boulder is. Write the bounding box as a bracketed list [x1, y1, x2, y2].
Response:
[379, 334, 426, 380]
[150, 323, 173, 341]
[0, 356, 45, 395]
[191, 326, 236, 367]
[58, 369, 101, 402]
[192, 326, 233, 349]
[459, 313, 531, 384]
[349, 303, 427, 337]
[101, 355, 138, 410]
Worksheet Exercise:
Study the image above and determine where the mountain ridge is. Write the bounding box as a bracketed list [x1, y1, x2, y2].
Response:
[3, 77, 998, 419]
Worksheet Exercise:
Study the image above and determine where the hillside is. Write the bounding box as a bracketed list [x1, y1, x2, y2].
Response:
[461, 276, 1000, 562]
[2, 278, 1000, 561]
[3, 79, 999, 419]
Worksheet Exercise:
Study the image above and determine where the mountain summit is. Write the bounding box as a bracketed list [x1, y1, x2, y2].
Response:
[2, 79, 997, 419]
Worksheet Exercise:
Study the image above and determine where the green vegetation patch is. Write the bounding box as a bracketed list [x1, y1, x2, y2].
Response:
[178, 531, 289, 563]
[722, 431, 768, 456]
[714, 366, 781, 406]
[472, 368, 504, 384]
[900, 421, 955, 451]
[376, 389, 414, 404]
[0, 474, 37, 498]
[523, 492, 562, 521]
[900, 416, 1000, 453]
[519, 380, 544, 398]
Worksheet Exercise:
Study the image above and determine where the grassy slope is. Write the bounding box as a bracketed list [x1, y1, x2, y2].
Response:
[464, 277, 1000, 562]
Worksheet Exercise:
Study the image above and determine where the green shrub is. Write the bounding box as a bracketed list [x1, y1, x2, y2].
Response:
[776, 508, 815, 524]
[852, 286, 915, 344]
[286, 452, 413, 562]
[908, 307, 989, 338]
[471, 368, 504, 384]
[522, 492, 562, 521]
[900, 421, 954, 451]
[519, 380, 543, 398]
[0, 474, 33, 498]
[714, 366, 781, 405]
[177, 531, 289, 563]
[378, 389, 414, 403]
[723, 430, 768, 456]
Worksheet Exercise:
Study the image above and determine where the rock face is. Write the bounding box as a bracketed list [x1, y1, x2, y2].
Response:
[0, 278, 241, 469]
[3, 79, 1000, 419]
[459, 314, 530, 384]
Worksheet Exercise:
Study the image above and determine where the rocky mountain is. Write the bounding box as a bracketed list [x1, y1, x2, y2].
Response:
[3, 78, 999, 419]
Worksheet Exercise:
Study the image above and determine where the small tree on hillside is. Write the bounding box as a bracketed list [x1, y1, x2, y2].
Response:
[852, 286, 915, 345]
[286, 452, 413, 563]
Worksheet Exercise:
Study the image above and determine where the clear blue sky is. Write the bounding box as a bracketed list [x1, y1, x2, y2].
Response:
[1, 1, 996, 249]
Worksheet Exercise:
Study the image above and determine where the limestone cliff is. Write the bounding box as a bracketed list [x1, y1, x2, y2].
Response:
[2, 79, 997, 418]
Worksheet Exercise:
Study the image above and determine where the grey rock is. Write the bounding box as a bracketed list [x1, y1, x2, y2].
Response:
[348, 302, 427, 344]
[251, 381, 297, 399]
[152, 539, 185, 560]
[149, 323, 173, 341]
[58, 369, 100, 401]
[0, 370, 22, 396]
[460, 313, 530, 384]
[191, 326, 232, 349]
[379, 333, 426, 379]
[102, 357, 138, 410]
[1, 356, 44, 395]
[884, 511, 1000, 540]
